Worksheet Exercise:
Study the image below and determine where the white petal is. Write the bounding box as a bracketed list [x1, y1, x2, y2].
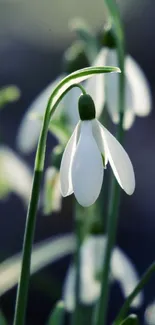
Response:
[0, 234, 75, 296]
[125, 55, 152, 116]
[111, 247, 143, 307]
[63, 264, 76, 312]
[106, 50, 120, 124]
[123, 106, 135, 130]
[60, 122, 80, 197]
[106, 50, 136, 129]
[92, 119, 108, 165]
[97, 121, 135, 195]
[62, 87, 81, 128]
[17, 74, 64, 153]
[72, 121, 103, 207]
[145, 301, 155, 325]
[85, 48, 108, 118]
[0, 146, 32, 204]
[63, 235, 106, 311]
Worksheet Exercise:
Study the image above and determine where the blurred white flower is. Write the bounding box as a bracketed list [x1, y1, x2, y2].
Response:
[0, 146, 32, 204]
[60, 94, 135, 207]
[17, 75, 65, 154]
[87, 48, 152, 129]
[43, 166, 62, 215]
[145, 301, 155, 325]
[63, 235, 143, 311]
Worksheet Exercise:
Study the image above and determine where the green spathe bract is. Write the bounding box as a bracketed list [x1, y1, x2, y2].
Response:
[78, 94, 96, 120]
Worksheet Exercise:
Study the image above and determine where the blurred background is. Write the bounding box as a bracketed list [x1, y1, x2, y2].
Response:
[0, 0, 155, 324]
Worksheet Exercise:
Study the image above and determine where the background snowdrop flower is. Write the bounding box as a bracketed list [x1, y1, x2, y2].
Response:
[89, 47, 152, 129]
[63, 235, 143, 311]
[17, 75, 65, 154]
[145, 301, 155, 325]
[60, 94, 135, 207]
[0, 146, 32, 204]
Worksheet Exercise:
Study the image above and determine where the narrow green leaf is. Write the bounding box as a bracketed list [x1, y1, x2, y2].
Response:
[47, 301, 65, 325]
[0, 310, 7, 325]
[114, 262, 155, 325]
[120, 314, 139, 325]
[0, 234, 75, 296]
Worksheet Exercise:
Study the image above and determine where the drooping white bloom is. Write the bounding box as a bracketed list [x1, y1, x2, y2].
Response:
[0, 146, 32, 204]
[145, 301, 155, 325]
[63, 235, 143, 311]
[60, 94, 135, 207]
[86, 48, 152, 129]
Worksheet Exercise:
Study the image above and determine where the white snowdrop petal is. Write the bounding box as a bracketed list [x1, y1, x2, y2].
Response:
[63, 236, 106, 311]
[63, 264, 76, 311]
[106, 50, 120, 124]
[17, 75, 64, 153]
[111, 248, 143, 307]
[126, 55, 152, 116]
[0, 146, 32, 203]
[92, 119, 108, 165]
[60, 122, 80, 197]
[123, 107, 135, 130]
[72, 121, 103, 207]
[62, 87, 81, 128]
[145, 301, 155, 325]
[97, 121, 135, 195]
[85, 49, 108, 118]
[106, 50, 136, 130]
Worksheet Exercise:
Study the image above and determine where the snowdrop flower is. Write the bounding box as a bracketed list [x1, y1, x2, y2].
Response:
[0, 146, 32, 204]
[145, 301, 155, 325]
[17, 75, 65, 154]
[60, 94, 135, 207]
[63, 235, 143, 311]
[87, 47, 152, 129]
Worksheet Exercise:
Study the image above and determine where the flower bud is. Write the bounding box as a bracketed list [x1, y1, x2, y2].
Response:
[98, 24, 116, 49]
[78, 94, 96, 121]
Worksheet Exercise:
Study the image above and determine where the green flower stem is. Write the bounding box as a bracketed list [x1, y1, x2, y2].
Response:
[94, 20, 125, 325]
[72, 202, 81, 325]
[13, 110, 50, 325]
[13, 81, 87, 325]
[114, 262, 155, 325]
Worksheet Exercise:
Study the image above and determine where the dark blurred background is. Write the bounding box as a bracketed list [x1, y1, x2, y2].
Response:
[0, 0, 155, 324]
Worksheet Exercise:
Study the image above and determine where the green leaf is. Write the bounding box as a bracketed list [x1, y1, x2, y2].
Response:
[49, 120, 71, 145]
[0, 310, 7, 325]
[49, 66, 121, 117]
[0, 234, 75, 296]
[43, 167, 62, 215]
[120, 314, 139, 325]
[114, 262, 155, 325]
[47, 301, 65, 325]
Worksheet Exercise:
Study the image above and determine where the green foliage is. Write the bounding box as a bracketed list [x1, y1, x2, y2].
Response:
[120, 314, 139, 325]
[47, 301, 64, 325]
